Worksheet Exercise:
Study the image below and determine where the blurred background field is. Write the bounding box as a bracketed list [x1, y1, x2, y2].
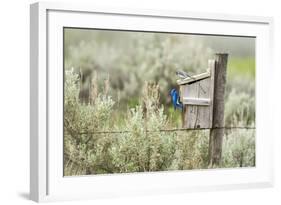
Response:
[63, 28, 255, 175]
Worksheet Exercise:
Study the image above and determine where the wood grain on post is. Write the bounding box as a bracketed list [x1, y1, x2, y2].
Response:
[209, 53, 228, 167]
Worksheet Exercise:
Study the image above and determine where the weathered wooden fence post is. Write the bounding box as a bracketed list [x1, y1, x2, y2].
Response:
[209, 53, 228, 167]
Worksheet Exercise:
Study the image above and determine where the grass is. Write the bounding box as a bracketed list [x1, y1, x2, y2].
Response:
[227, 57, 255, 80]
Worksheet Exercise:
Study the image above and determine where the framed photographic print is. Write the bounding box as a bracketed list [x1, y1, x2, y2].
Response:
[30, 2, 274, 202]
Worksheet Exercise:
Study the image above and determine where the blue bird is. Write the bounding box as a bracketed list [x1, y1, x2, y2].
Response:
[170, 88, 183, 111]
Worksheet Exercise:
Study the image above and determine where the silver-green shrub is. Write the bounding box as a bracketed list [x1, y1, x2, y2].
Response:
[170, 130, 209, 170]
[110, 83, 177, 173]
[64, 69, 116, 175]
[64, 58, 256, 175]
[222, 128, 255, 168]
[222, 90, 255, 167]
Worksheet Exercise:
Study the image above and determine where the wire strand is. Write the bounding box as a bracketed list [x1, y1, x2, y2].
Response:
[75, 126, 256, 135]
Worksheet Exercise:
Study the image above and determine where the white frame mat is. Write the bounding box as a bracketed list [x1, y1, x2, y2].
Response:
[30, 2, 274, 202]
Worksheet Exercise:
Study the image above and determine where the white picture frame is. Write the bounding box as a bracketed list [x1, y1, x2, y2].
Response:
[30, 2, 274, 202]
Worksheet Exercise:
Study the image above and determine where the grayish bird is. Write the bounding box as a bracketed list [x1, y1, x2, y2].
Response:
[176, 70, 193, 79]
[176, 70, 207, 94]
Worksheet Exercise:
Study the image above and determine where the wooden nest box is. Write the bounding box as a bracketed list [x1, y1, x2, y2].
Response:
[177, 53, 228, 166]
[177, 60, 216, 129]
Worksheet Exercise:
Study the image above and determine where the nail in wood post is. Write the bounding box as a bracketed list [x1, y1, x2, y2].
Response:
[209, 53, 228, 167]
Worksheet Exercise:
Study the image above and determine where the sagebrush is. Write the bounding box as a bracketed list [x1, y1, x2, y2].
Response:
[64, 70, 255, 175]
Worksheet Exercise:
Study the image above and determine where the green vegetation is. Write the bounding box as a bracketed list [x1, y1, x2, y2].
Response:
[228, 57, 255, 79]
[64, 69, 255, 175]
[63, 30, 255, 175]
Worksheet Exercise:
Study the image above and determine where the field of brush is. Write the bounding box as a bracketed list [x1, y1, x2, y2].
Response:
[63, 29, 255, 175]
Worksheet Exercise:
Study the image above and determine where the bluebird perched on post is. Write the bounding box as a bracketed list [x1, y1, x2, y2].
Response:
[170, 88, 183, 111]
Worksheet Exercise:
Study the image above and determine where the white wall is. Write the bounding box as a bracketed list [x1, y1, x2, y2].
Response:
[0, 0, 280, 204]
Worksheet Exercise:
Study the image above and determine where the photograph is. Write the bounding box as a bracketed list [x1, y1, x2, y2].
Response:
[63, 28, 255, 176]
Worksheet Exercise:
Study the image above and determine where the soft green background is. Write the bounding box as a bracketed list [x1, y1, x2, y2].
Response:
[63, 29, 255, 175]
[64, 29, 255, 128]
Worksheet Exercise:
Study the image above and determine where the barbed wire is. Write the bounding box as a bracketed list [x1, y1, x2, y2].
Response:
[75, 126, 256, 135]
